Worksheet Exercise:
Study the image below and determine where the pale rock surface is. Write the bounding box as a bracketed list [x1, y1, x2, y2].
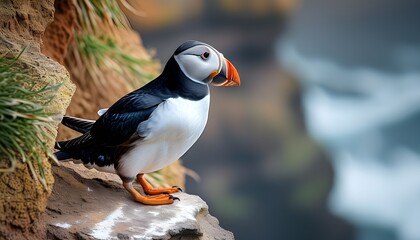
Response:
[46, 164, 234, 240]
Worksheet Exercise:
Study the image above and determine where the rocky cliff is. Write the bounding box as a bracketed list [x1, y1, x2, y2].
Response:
[0, 1, 232, 239]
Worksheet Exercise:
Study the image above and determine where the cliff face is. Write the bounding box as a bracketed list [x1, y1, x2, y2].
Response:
[0, 0, 75, 239]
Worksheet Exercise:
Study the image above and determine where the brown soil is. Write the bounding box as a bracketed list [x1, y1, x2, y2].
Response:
[41, 0, 76, 64]
[0, 0, 54, 46]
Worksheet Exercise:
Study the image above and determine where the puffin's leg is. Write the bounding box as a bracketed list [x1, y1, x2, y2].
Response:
[122, 181, 177, 205]
[137, 173, 182, 195]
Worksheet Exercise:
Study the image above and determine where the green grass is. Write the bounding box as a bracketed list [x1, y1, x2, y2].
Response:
[75, 0, 130, 33]
[76, 34, 156, 87]
[0, 51, 59, 189]
[73, 0, 156, 88]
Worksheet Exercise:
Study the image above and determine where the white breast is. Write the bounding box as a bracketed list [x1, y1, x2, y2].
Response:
[116, 95, 210, 177]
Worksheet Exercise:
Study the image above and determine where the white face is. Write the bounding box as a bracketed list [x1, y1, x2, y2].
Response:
[174, 44, 223, 85]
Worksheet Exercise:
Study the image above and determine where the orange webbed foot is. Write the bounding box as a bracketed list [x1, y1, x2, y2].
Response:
[137, 174, 182, 195]
[123, 181, 179, 205]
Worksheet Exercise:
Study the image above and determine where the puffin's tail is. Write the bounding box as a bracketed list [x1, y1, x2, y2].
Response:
[54, 150, 73, 160]
[55, 116, 95, 160]
[61, 116, 95, 134]
[54, 141, 75, 160]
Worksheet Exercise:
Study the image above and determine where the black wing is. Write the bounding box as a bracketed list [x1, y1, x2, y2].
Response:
[57, 75, 173, 150]
[90, 106, 158, 146]
[90, 84, 168, 146]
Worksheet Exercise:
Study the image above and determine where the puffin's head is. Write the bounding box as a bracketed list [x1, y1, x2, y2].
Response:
[173, 40, 240, 87]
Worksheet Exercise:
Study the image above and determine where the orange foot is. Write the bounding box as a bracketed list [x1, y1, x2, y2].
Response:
[137, 173, 182, 195]
[123, 181, 178, 205]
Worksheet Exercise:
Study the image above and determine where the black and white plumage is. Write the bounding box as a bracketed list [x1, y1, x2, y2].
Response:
[55, 40, 240, 205]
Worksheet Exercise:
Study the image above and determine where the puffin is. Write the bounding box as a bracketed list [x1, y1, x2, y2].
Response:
[55, 40, 240, 205]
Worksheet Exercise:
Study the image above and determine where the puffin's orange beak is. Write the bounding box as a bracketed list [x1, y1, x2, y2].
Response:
[210, 58, 240, 87]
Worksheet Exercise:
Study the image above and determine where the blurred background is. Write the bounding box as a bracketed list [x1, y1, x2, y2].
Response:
[124, 0, 420, 239]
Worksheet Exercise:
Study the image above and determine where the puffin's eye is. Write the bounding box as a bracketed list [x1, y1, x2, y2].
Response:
[201, 51, 210, 60]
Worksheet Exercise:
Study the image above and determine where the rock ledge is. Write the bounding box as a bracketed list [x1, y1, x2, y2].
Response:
[46, 165, 234, 240]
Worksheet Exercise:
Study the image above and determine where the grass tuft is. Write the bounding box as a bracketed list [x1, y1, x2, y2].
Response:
[72, 0, 156, 88]
[75, 34, 155, 87]
[0, 51, 59, 189]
